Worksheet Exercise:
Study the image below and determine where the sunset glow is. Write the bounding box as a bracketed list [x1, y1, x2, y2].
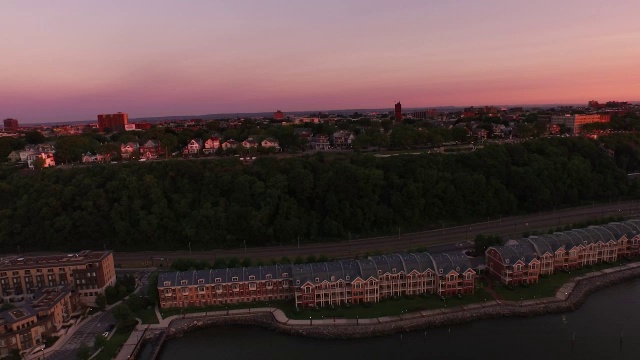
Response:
[2, 0, 640, 122]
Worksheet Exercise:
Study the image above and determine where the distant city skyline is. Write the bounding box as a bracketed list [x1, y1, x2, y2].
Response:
[2, 0, 640, 123]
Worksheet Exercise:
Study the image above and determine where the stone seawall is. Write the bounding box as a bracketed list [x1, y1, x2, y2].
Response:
[156, 264, 640, 346]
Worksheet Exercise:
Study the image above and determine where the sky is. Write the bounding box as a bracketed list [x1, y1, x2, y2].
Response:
[1, 0, 640, 123]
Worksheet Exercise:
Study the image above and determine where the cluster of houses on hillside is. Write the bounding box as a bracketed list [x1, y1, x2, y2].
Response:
[181, 136, 280, 156]
[158, 220, 640, 310]
[6, 144, 56, 169]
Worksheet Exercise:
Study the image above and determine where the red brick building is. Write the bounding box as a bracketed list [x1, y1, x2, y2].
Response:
[3, 118, 18, 131]
[158, 251, 476, 310]
[274, 110, 285, 120]
[97, 112, 128, 133]
[394, 102, 402, 121]
[486, 221, 640, 285]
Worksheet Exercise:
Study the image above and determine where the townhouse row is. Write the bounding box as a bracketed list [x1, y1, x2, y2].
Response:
[157, 252, 476, 310]
[486, 220, 640, 285]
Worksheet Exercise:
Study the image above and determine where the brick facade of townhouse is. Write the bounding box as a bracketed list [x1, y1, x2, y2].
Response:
[486, 221, 640, 285]
[157, 251, 476, 310]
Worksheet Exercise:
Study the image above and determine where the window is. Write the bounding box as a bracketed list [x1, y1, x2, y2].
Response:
[330, 276, 335, 282]
[249, 275, 255, 280]
[198, 286, 205, 293]
[180, 280, 187, 285]
[181, 288, 189, 294]
[315, 277, 320, 283]
[296, 280, 300, 285]
[439, 269, 443, 274]
[282, 273, 289, 278]
[377, 270, 382, 275]
[266, 281, 273, 287]
[392, 268, 396, 274]
[249, 283, 256, 290]
[265, 274, 272, 279]
[465, 272, 473, 280]
[345, 276, 350, 281]
[198, 279, 205, 284]
[232, 277, 238, 281]
[215, 278, 221, 283]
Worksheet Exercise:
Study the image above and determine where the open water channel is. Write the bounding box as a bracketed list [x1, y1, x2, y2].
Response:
[158, 278, 640, 360]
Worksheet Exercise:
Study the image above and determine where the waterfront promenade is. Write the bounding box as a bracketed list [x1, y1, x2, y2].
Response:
[114, 262, 640, 359]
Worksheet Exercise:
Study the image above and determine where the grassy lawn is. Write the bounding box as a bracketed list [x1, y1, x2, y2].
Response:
[134, 307, 159, 324]
[492, 260, 629, 301]
[93, 329, 133, 360]
[159, 288, 492, 320]
[279, 289, 492, 320]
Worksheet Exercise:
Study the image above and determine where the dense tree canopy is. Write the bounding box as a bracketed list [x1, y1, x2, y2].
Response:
[0, 137, 631, 253]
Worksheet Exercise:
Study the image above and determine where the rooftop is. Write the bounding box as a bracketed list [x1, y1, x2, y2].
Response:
[0, 250, 111, 271]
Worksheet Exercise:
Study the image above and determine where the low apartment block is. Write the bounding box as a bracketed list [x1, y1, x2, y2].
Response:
[0, 250, 116, 307]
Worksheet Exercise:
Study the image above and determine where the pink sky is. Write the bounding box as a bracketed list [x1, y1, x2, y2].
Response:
[1, 0, 640, 123]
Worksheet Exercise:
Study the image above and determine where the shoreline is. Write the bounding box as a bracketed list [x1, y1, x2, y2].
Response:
[150, 262, 640, 345]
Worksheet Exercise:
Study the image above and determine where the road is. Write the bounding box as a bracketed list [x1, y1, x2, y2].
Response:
[46, 311, 115, 360]
[114, 200, 640, 266]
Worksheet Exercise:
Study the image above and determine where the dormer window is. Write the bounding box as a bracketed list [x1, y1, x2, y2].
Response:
[296, 280, 300, 285]
[392, 268, 397, 274]
[232, 276, 238, 281]
[163, 281, 170, 286]
[198, 279, 205, 284]
[377, 270, 382, 275]
[345, 276, 350, 281]
[282, 273, 289, 278]
[456, 267, 460, 272]
[215, 278, 221, 283]
[315, 277, 320, 283]
[266, 274, 272, 280]
[439, 269, 443, 274]
[180, 280, 187, 285]
[249, 275, 255, 280]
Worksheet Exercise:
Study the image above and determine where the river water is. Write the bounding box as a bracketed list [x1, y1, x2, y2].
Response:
[158, 278, 640, 360]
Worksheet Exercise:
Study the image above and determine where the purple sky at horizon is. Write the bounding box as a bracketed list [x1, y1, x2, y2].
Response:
[2, 0, 640, 123]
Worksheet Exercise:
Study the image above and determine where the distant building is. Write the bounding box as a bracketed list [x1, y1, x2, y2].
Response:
[97, 112, 128, 132]
[3, 118, 18, 131]
[274, 110, 285, 120]
[551, 114, 610, 134]
[412, 109, 438, 119]
[394, 102, 402, 121]
[120, 142, 140, 159]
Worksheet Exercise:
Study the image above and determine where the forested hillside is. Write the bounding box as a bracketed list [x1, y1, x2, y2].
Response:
[0, 137, 631, 253]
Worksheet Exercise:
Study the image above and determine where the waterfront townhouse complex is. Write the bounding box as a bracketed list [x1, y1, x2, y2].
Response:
[0, 250, 116, 307]
[486, 220, 640, 286]
[0, 285, 78, 357]
[158, 252, 476, 310]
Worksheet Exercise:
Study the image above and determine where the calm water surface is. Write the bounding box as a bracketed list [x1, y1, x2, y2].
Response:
[159, 278, 640, 360]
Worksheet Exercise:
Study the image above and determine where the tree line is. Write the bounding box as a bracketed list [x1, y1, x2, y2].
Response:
[0, 137, 632, 253]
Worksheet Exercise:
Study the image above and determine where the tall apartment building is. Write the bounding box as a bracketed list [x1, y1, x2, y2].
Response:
[274, 110, 285, 120]
[394, 102, 402, 121]
[3, 119, 18, 131]
[97, 112, 128, 132]
[550, 114, 611, 134]
[0, 250, 116, 307]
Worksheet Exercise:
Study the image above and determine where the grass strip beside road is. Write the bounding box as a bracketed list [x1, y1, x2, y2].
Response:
[93, 329, 133, 360]
[159, 288, 492, 321]
[134, 307, 160, 324]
